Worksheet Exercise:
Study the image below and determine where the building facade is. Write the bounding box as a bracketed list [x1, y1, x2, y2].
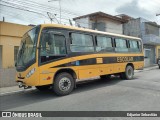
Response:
[73, 12, 127, 34]
[0, 22, 32, 68]
[123, 18, 160, 67]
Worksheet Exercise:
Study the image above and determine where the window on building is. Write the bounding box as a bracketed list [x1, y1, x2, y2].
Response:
[14, 46, 19, 63]
[96, 36, 113, 52]
[70, 33, 94, 52]
[115, 38, 128, 52]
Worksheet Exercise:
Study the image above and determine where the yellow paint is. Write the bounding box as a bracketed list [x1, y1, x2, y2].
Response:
[156, 46, 160, 59]
[0, 22, 32, 68]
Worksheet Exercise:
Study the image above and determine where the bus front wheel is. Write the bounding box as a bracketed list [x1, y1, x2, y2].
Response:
[53, 72, 74, 96]
[120, 65, 134, 80]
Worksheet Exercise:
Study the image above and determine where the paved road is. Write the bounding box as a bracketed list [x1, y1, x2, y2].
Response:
[0, 68, 160, 119]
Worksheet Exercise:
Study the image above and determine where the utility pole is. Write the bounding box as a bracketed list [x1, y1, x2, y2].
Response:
[48, 0, 61, 24]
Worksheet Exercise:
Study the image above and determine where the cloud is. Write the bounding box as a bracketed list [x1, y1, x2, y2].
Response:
[116, 0, 154, 20]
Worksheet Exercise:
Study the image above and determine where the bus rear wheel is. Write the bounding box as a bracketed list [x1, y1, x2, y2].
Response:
[53, 72, 74, 96]
[120, 65, 134, 80]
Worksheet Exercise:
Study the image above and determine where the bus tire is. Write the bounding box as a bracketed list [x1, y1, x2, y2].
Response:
[53, 72, 74, 96]
[36, 85, 50, 91]
[121, 65, 134, 80]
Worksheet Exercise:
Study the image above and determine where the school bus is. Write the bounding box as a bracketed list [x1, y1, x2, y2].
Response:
[15, 24, 144, 96]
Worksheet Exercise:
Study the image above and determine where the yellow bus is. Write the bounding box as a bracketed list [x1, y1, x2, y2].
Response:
[15, 24, 144, 96]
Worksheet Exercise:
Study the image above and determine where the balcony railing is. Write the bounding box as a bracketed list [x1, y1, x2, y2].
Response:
[142, 34, 160, 45]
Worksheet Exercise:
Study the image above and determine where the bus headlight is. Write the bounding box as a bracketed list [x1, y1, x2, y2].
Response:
[26, 68, 36, 78]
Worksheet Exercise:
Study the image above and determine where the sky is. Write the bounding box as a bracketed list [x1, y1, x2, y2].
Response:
[0, 0, 160, 25]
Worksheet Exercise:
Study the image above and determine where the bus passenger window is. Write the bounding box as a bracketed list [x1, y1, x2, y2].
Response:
[129, 40, 140, 52]
[96, 36, 113, 52]
[70, 33, 94, 52]
[115, 38, 128, 52]
[138, 41, 142, 52]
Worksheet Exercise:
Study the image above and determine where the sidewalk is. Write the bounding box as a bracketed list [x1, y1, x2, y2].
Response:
[0, 65, 158, 96]
[135, 65, 158, 73]
[0, 86, 36, 96]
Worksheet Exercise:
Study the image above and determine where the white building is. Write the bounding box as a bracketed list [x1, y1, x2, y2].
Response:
[73, 12, 127, 34]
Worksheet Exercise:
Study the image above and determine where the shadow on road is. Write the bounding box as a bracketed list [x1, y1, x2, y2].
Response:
[0, 76, 138, 110]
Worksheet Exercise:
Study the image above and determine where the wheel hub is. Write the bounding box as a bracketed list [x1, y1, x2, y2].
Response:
[59, 77, 71, 91]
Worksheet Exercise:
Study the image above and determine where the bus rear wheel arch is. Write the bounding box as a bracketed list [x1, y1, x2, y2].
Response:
[120, 64, 134, 80]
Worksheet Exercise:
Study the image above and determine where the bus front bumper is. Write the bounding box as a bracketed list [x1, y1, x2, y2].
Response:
[18, 81, 32, 89]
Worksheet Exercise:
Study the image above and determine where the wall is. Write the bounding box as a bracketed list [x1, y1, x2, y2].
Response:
[75, 17, 90, 28]
[75, 17, 123, 34]
[0, 68, 17, 87]
[0, 22, 32, 68]
[145, 23, 159, 36]
[123, 18, 141, 37]
[90, 17, 123, 34]
[103, 18, 123, 34]
[0, 45, 2, 68]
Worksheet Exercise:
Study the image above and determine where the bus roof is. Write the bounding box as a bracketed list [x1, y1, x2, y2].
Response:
[40, 24, 141, 40]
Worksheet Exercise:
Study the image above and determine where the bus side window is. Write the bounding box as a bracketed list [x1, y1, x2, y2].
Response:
[96, 36, 113, 52]
[138, 41, 142, 52]
[70, 33, 94, 52]
[40, 32, 66, 63]
[115, 38, 128, 52]
[129, 40, 140, 53]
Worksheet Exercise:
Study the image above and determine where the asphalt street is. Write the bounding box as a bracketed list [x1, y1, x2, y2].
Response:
[0, 68, 160, 120]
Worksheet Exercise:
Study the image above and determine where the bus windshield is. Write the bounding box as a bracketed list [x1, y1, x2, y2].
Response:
[16, 26, 40, 68]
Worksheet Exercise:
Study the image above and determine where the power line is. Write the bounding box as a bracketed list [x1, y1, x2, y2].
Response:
[0, 0, 79, 22]
[0, 3, 48, 18]
[3, 0, 81, 17]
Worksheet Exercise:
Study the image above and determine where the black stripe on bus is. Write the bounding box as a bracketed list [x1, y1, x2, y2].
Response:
[50, 56, 144, 68]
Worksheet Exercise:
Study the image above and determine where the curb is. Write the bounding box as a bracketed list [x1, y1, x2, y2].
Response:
[135, 66, 158, 73]
[0, 87, 36, 96]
